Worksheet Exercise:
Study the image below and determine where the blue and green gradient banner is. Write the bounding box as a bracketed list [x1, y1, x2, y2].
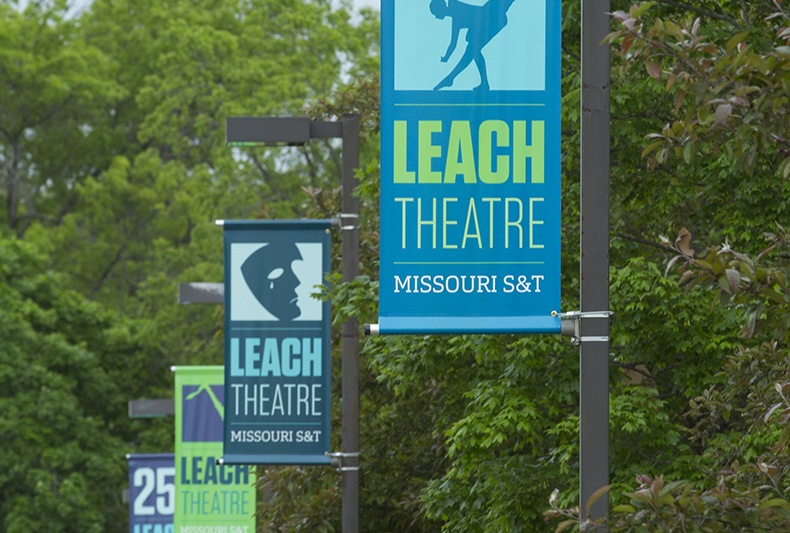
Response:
[379, 0, 562, 334]
[222, 220, 332, 465]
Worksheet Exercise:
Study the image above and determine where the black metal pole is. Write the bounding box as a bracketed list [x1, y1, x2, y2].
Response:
[341, 113, 360, 533]
[580, 0, 610, 526]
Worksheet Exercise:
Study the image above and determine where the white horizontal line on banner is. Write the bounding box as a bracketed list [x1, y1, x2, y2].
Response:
[393, 261, 545, 265]
[230, 327, 322, 331]
[394, 103, 545, 107]
[230, 422, 322, 426]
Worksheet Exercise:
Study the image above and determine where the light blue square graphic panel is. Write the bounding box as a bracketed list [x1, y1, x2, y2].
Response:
[394, 0, 546, 91]
[230, 242, 324, 322]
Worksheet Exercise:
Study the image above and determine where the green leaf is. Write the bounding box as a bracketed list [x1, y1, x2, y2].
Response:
[586, 485, 611, 513]
[642, 140, 664, 158]
[631, 2, 656, 18]
[683, 141, 695, 163]
[555, 519, 578, 533]
[726, 32, 749, 53]
[760, 498, 789, 510]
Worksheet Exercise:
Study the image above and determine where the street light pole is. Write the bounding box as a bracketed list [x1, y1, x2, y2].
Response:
[580, 0, 611, 526]
[225, 115, 361, 533]
[341, 113, 360, 533]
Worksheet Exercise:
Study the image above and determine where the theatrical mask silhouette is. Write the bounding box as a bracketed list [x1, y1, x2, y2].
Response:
[431, 0, 516, 91]
[241, 243, 303, 321]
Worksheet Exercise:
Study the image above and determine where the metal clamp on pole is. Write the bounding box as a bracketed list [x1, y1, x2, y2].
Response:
[329, 452, 361, 472]
[338, 213, 359, 231]
[559, 311, 613, 346]
[363, 324, 379, 336]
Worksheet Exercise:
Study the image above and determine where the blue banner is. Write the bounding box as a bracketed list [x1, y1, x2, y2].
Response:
[128, 454, 174, 533]
[379, 0, 562, 334]
[222, 220, 332, 465]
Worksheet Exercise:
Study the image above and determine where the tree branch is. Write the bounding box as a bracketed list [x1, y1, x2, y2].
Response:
[301, 146, 321, 189]
[739, 0, 751, 27]
[90, 244, 128, 297]
[249, 153, 274, 184]
[615, 232, 674, 252]
[654, 0, 744, 30]
[562, 44, 580, 62]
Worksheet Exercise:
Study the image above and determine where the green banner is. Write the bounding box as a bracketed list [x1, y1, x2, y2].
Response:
[174, 366, 256, 533]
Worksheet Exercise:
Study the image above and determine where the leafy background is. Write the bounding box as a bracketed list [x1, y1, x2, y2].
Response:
[2, 0, 790, 532]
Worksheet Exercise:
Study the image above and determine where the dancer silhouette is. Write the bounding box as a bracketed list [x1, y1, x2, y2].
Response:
[431, 0, 516, 91]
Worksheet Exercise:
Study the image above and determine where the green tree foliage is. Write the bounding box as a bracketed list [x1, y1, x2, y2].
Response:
[604, 0, 790, 251]
[540, 0, 790, 530]
[0, 1, 123, 235]
[1, 1, 380, 532]
[28, 0, 378, 309]
[548, 340, 790, 532]
[0, 237, 166, 533]
[6, 0, 790, 530]
[2, 0, 379, 390]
